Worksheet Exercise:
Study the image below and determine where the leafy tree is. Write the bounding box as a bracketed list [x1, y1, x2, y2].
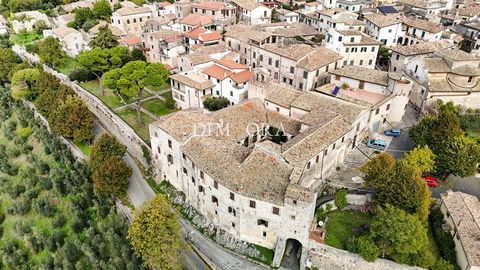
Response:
[130, 48, 146, 61]
[37, 36, 63, 68]
[357, 235, 380, 262]
[31, 71, 60, 99]
[0, 48, 21, 82]
[400, 145, 435, 173]
[73, 7, 96, 31]
[334, 189, 347, 210]
[370, 205, 434, 268]
[90, 133, 127, 171]
[435, 136, 480, 177]
[104, 61, 168, 126]
[88, 25, 118, 49]
[362, 153, 431, 222]
[10, 68, 40, 100]
[164, 92, 175, 109]
[49, 95, 94, 143]
[92, 0, 112, 20]
[430, 111, 463, 149]
[35, 84, 75, 117]
[127, 195, 182, 270]
[409, 116, 436, 147]
[203, 96, 229, 111]
[92, 156, 131, 196]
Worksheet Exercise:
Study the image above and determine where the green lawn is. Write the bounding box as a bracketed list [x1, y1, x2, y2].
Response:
[11, 31, 43, 44]
[57, 55, 79, 76]
[146, 83, 170, 92]
[142, 98, 176, 117]
[80, 80, 124, 109]
[117, 108, 155, 143]
[74, 141, 92, 156]
[324, 210, 373, 250]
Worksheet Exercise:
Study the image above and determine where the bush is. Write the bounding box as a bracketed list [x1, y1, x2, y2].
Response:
[69, 68, 96, 82]
[203, 96, 229, 111]
[429, 206, 459, 269]
[17, 127, 33, 139]
[335, 189, 347, 210]
[357, 235, 380, 262]
[53, 214, 66, 228]
[34, 196, 57, 217]
[434, 258, 454, 270]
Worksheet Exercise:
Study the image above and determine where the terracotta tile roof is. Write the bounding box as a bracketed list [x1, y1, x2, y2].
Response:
[225, 24, 272, 43]
[363, 13, 402, 28]
[89, 22, 126, 37]
[156, 109, 212, 142]
[214, 58, 248, 69]
[402, 16, 443, 33]
[297, 47, 342, 71]
[389, 40, 454, 56]
[198, 31, 222, 42]
[202, 65, 232, 80]
[121, 35, 141, 45]
[436, 48, 480, 62]
[115, 6, 152, 16]
[305, 1, 321, 5]
[170, 72, 215, 90]
[192, 1, 225, 10]
[158, 1, 172, 7]
[231, 0, 261, 11]
[230, 70, 253, 83]
[50, 26, 80, 38]
[184, 27, 208, 38]
[180, 14, 213, 26]
[329, 65, 390, 86]
[265, 83, 302, 108]
[441, 191, 480, 267]
[150, 29, 182, 42]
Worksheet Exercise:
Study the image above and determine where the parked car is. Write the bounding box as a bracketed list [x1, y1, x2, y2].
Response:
[384, 129, 401, 137]
[425, 175, 438, 188]
[366, 139, 387, 151]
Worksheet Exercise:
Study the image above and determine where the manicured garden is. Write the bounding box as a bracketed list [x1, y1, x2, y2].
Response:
[117, 108, 155, 142]
[80, 80, 123, 109]
[324, 210, 373, 250]
[10, 31, 43, 44]
[142, 98, 177, 117]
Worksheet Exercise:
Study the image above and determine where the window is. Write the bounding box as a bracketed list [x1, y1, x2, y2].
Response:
[333, 143, 336, 150]
[359, 60, 363, 65]
[342, 137, 345, 143]
[214, 181, 218, 189]
[230, 192, 235, 201]
[268, 58, 272, 65]
[324, 149, 328, 156]
[258, 219, 268, 227]
[168, 140, 172, 148]
[345, 48, 349, 53]
[263, 231, 267, 237]
[343, 60, 347, 66]
[230, 91, 233, 96]
[127, 19, 130, 24]
[468, 76, 473, 82]
[191, 177, 195, 184]
[350, 37, 354, 42]
[325, 65, 329, 72]
[228, 207, 236, 216]
[299, 83, 303, 90]
[350, 60, 354, 65]
[199, 185, 204, 193]
[200, 171, 204, 179]
[386, 104, 390, 110]
[157, 146, 161, 154]
[232, 222, 235, 228]
[182, 153, 186, 160]
[303, 71, 308, 79]
[414, 65, 418, 73]
[293, 200, 297, 205]
[272, 207, 280, 215]
[260, 55, 263, 61]
[183, 167, 187, 174]
[211, 196, 218, 205]
[368, 59, 373, 65]
[388, 29, 392, 33]
[307, 161, 311, 169]
[133, 18, 136, 23]
[338, 36, 342, 41]
[290, 66, 295, 74]
[371, 47, 375, 52]
[316, 155, 319, 162]
[375, 108, 380, 115]
[250, 200, 257, 208]
[396, 54, 400, 60]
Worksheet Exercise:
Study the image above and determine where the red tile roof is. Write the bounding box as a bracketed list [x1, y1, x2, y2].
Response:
[158, 1, 172, 7]
[305, 1, 321, 6]
[202, 65, 233, 80]
[180, 14, 213, 26]
[230, 70, 253, 84]
[122, 36, 141, 45]
[192, 1, 225, 10]
[184, 27, 208, 38]
[199, 31, 222, 42]
[214, 58, 248, 70]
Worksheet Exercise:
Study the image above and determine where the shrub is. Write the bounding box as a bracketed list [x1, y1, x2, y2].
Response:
[14, 220, 32, 236]
[203, 96, 229, 111]
[17, 127, 32, 138]
[53, 214, 66, 228]
[0, 212, 5, 225]
[434, 258, 454, 270]
[34, 196, 57, 217]
[69, 68, 96, 82]
[357, 235, 380, 262]
[429, 206, 459, 268]
[335, 189, 347, 210]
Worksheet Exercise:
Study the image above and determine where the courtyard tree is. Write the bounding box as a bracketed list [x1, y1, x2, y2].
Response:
[88, 25, 118, 49]
[49, 95, 94, 143]
[103, 61, 168, 126]
[76, 48, 110, 96]
[37, 36, 63, 68]
[92, 156, 131, 196]
[127, 195, 182, 270]
[369, 204, 435, 269]
[92, 0, 112, 21]
[400, 145, 435, 173]
[10, 68, 40, 100]
[0, 48, 22, 82]
[203, 96, 229, 111]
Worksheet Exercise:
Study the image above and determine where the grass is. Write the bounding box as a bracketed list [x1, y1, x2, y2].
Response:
[324, 210, 373, 250]
[80, 80, 124, 109]
[466, 129, 480, 140]
[74, 141, 92, 156]
[11, 31, 43, 44]
[142, 98, 176, 117]
[117, 108, 155, 143]
[57, 55, 79, 76]
[146, 83, 170, 92]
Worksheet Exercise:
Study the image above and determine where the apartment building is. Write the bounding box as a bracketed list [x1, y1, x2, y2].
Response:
[178, 42, 232, 72]
[363, 13, 403, 45]
[111, 6, 152, 35]
[43, 27, 88, 57]
[179, 14, 214, 32]
[389, 40, 454, 72]
[325, 29, 382, 69]
[399, 16, 444, 45]
[183, 27, 222, 49]
[231, 0, 272, 25]
[315, 9, 364, 32]
[141, 29, 184, 67]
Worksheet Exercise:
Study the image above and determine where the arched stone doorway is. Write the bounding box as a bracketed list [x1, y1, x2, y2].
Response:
[280, 238, 303, 270]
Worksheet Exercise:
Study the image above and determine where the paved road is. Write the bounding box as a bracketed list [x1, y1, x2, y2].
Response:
[180, 219, 269, 270]
[386, 128, 414, 159]
[430, 175, 480, 199]
[124, 153, 156, 207]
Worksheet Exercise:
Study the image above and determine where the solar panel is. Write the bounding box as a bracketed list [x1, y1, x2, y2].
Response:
[332, 86, 340, 96]
[378, 6, 398, 14]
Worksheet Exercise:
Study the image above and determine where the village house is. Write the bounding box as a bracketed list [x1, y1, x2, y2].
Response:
[398, 16, 444, 45]
[89, 21, 127, 38]
[43, 27, 89, 57]
[12, 11, 53, 33]
[183, 27, 222, 49]
[335, 0, 366, 12]
[325, 28, 382, 69]
[389, 39, 454, 72]
[191, 1, 236, 25]
[275, 9, 300, 23]
[399, 0, 453, 23]
[120, 36, 142, 50]
[174, 0, 193, 19]
[363, 13, 403, 45]
[312, 8, 364, 32]
[178, 42, 232, 72]
[230, 0, 272, 25]
[404, 48, 480, 110]
[224, 24, 275, 65]
[55, 13, 75, 27]
[111, 6, 152, 35]
[145, 1, 176, 17]
[440, 191, 480, 270]
[179, 13, 214, 32]
[169, 71, 216, 108]
[301, 1, 323, 14]
[141, 28, 184, 67]
[62, 0, 94, 13]
[456, 21, 480, 56]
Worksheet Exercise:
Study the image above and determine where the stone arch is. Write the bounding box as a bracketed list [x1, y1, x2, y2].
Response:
[281, 238, 303, 270]
[397, 36, 403, 45]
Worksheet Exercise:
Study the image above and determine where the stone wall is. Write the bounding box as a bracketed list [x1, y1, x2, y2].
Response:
[306, 241, 425, 270]
[12, 45, 150, 166]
